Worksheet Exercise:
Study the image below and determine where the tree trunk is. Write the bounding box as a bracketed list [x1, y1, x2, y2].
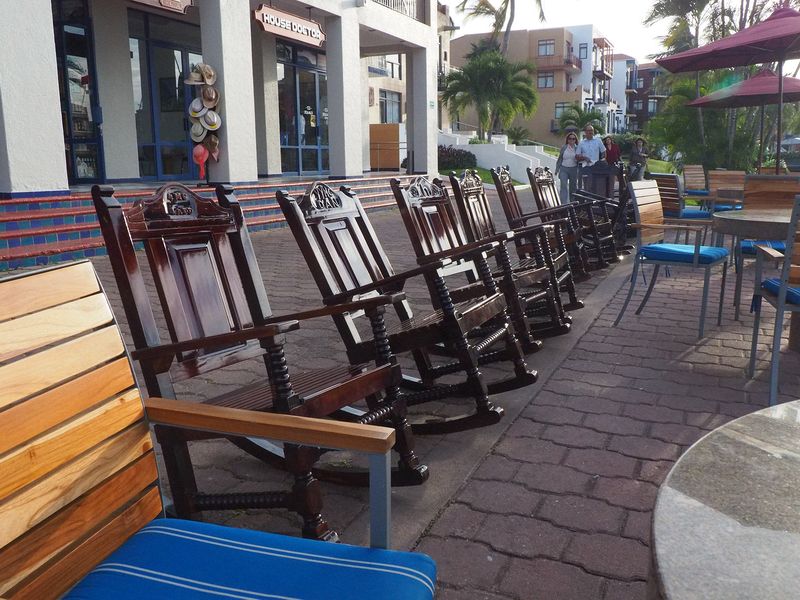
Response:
[500, 0, 515, 56]
[694, 22, 707, 152]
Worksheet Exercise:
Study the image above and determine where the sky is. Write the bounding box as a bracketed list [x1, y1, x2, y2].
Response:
[442, 0, 672, 63]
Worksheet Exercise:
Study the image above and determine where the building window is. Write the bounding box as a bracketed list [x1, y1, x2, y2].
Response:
[636, 77, 644, 89]
[648, 98, 658, 114]
[554, 102, 570, 118]
[633, 99, 643, 111]
[538, 72, 554, 89]
[538, 39, 555, 56]
[380, 90, 402, 123]
[579, 43, 588, 59]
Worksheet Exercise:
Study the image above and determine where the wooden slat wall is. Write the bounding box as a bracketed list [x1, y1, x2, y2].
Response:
[630, 181, 665, 246]
[743, 175, 800, 209]
[707, 170, 746, 198]
[683, 165, 706, 191]
[0, 261, 161, 599]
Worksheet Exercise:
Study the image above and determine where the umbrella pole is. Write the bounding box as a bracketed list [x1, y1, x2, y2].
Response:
[776, 57, 785, 175]
[758, 105, 765, 171]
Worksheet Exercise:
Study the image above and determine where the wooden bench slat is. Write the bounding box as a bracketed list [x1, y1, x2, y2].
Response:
[0, 456, 158, 595]
[0, 293, 113, 363]
[0, 262, 99, 323]
[0, 424, 152, 550]
[0, 390, 142, 501]
[0, 326, 125, 410]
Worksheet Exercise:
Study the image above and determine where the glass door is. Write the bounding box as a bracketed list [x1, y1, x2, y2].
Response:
[278, 64, 329, 175]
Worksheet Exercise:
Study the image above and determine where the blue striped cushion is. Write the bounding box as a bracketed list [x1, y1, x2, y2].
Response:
[712, 203, 743, 212]
[640, 243, 729, 264]
[64, 519, 436, 600]
[685, 190, 709, 196]
[761, 278, 800, 304]
[740, 240, 786, 255]
[680, 208, 711, 219]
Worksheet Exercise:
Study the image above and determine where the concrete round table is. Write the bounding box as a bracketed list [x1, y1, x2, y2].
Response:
[652, 399, 800, 600]
[712, 208, 797, 351]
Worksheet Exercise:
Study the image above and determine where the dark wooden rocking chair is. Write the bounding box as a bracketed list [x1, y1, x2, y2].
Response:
[528, 166, 620, 267]
[445, 169, 582, 340]
[491, 165, 592, 280]
[92, 183, 427, 542]
[278, 181, 536, 434]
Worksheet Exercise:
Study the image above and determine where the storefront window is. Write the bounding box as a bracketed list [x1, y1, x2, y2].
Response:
[278, 63, 298, 147]
[379, 90, 402, 124]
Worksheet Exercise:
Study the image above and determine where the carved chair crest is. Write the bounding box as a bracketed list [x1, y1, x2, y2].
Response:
[125, 183, 231, 228]
[300, 181, 344, 216]
[459, 169, 484, 195]
[406, 177, 444, 201]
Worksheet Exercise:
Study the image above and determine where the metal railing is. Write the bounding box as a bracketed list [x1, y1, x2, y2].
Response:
[535, 54, 582, 71]
[372, 0, 419, 20]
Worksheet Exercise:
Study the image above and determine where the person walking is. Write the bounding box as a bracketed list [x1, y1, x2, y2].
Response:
[576, 125, 606, 190]
[629, 137, 649, 181]
[555, 132, 579, 203]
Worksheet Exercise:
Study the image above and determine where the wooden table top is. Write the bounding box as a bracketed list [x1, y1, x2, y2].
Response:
[712, 208, 792, 238]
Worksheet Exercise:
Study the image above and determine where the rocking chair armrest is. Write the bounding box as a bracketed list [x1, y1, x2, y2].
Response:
[131, 321, 301, 365]
[632, 223, 705, 232]
[417, 238, 504, 264]
[325, 260, 453, 304]
[573, 189, 610, 202]
[144, 397, 395, 454]
[271, 294, 406, 320]
[754, 244, 785, 260]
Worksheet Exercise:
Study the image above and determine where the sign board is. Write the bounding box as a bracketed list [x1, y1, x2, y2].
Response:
[130, 0, 194, 14]
[253, 5, 326, 48]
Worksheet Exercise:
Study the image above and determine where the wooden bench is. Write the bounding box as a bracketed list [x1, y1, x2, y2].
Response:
[0, 260, 436, 599]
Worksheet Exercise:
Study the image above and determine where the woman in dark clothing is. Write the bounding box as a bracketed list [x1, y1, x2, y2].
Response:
[603, 136, 621, 164]
[629, 137, 649, 181]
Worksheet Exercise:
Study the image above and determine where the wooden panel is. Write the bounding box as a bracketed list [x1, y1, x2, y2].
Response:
[708, 170, 746, 195]
[0, 424, 152, 550]
[0, 456, 158, 594]
[0, 390, 142, 501]
[0, 326, 125, 410]
[0, 293, 113, 362]
[0, 358, 134, 456]
[683, 165, 706, 190]
[0, 262, 99, 322]
[7, 486, 162, 599]
[744, 175, 800, 209]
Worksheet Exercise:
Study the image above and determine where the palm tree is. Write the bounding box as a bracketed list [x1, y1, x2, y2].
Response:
[456, 0, 545, 56]
[441, 50, 537, 141]
[557, 104, 605, 135]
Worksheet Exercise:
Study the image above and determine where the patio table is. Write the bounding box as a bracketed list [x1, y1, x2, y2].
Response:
[651, 399, 800, 600]
[712, 208, 798, 350]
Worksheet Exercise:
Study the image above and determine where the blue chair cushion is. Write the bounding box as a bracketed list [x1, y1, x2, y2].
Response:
[740, 240, 786, 255]
[686, 189, 709, 196]
[64, 518, 436, 600]
[680, 208, 711, 219]
[640, 243, 729, 264]
[712, 203, 743, 212]
[761, 278, 800, 304]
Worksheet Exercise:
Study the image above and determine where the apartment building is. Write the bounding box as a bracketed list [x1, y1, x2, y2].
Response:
[625, 62, 669, 134]
[448, 24, 622, 146]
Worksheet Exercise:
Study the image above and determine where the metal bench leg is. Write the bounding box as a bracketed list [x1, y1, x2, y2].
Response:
[748, 297, 761, 378]
[698, 266, 711, 338]
[635, 264, 660, 315]
[769, 307, 786, 406]
[733, 242, 743, 321]
[614, 257, 640, 327]
[717, 261, 727, 326]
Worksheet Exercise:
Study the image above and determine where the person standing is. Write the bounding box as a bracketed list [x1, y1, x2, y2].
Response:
[576, 125, 606, 190]
[603, 135, 621, 164]
[629, 137, 649, 181]
[555, 132, 579, 203]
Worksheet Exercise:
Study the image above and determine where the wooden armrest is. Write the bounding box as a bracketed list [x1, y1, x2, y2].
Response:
[326, 259, 452, 304]
[632, 223, 705, 232]
[271, 293, 406, 320]
[754, 244, 785, 260]
[144, 397, 395, 454]
[663, 217, 712, 225]
[418, 238, 503, 264]
[132, 321, 300, 365]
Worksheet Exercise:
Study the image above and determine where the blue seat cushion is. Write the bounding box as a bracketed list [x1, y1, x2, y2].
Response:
[64, 518, 436, 600]
[712, 203, 743, 212]
[686, 189, 709, 196]
[640, 243, 729, 264]
[740, 240, 786, 255]
[761, 278, 800, 304]
[680, 208, 710, 219]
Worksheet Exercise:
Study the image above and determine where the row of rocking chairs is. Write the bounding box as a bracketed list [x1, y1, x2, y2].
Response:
[89, 166, 632, 542]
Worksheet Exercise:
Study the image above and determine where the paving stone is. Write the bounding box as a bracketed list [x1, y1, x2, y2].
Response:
[428, 503, 487, 539]
[504, 418, 547, 438]
[603, 579, 649, 600]
[416, 537, 508, 589]
[637, 460, 675, 486]
[437, 588, 514, 600]
[622, 403, 684, 424]
[475, 514, 571, 559]
[607, 435, 682, 461]
[599, 386, 659, 405]
[499, 558, 605, 600]
[457, 480, 541, 516]
[658, 394, 718, 413]
[564, 532, 650, 580]
[538, 494, 625, 534]
[649, 423, 706, 446]
[564, 448, 638, 478]
[591, 477, 659, 511]
[543, 379, 602, 397]
[622, 510, 652, 545]
[494, 437, 568, 465]
[583, 414, 648, 436]
[472, 454, 522, 482]
[541, 425, 609, 449]
[515, 463, 593, 495]
[522, 404, 586, 426]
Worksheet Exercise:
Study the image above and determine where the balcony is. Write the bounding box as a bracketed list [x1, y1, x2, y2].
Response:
[593, 59, 614, 80]
[535, 54, 582, 73]
[372, 0, 422, 21]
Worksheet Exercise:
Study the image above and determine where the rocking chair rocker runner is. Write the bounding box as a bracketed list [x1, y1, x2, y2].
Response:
[92, 183, 426, 542]
[447, 169, 583, 338]
[278, 181, 536, 434]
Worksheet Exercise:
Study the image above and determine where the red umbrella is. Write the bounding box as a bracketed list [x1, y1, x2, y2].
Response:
[657, 7, 800, 172]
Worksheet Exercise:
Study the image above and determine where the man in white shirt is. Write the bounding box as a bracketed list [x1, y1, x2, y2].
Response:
[576, 125, 605, 167]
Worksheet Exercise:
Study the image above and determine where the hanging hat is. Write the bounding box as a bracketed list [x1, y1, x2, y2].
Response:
[200, 85, 220, 109]
[183, 65, 205, 86]
[203, 133, 220, 162]
[198, 63, 217, 85]
[189, 97, 207, 118]
[201, 110, 222, 131]
[192, 144, 209, 179]
[190, 121, 208, 142]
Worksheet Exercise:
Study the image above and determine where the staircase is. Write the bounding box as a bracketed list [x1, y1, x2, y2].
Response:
[0, 174, 415, 271]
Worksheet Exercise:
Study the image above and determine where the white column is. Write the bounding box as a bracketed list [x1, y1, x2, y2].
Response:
[252, 28, 281, 176]
[361, 61, 371, 172]
[325, 13, 363, 178]
[199, 0, 258, 183]
[0, 0, 68, 195]
[90, 0, 139, 180]
[406, 46, 437, 175]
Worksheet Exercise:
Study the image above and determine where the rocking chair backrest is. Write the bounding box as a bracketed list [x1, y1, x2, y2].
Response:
[277, 182, 410, 351]
[528, 167, 561, 210]
[628, 180, 666, 247]
[0, 261, 161, 598]
[650, 173, 683, 217]
[491, 165, 526, 226]
[448, 169, 499, 243]
[683, 164, 707, 192]
[743, 175, 800, 209]
[93, 184, 272, 392]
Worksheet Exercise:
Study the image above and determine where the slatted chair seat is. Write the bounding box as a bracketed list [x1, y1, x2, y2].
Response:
[65, 518, 436, 600]
[639, 243, 729, 264]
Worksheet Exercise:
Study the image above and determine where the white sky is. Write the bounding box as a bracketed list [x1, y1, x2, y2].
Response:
[442, 0, 672, 63]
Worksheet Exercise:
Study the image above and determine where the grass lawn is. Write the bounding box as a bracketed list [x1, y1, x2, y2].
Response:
[440, 166, 524, 186]
[647, 158, 674, 173]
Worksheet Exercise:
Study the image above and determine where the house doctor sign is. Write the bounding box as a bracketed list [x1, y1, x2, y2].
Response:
[253, 5, 326, 48]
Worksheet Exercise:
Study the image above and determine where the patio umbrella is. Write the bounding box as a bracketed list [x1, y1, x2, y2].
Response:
[657, 6, 800, 173]
[685, 69, 800, 168]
